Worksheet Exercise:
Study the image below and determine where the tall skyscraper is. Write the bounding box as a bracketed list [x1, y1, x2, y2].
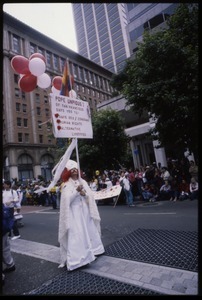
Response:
[72, 3, 131, 73]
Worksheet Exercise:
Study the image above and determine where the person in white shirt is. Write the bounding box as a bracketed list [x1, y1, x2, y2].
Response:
[189, 177, 198, 201]
[119, 171, 135, 207]
[2, 180, 21, 240]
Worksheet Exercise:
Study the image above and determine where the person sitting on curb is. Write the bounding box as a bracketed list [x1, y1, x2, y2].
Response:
[189, 177, 198, 201]
[159, 180, 172, 201]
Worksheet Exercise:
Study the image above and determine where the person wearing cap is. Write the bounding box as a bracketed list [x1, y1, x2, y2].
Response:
[57, 160, 105, 271]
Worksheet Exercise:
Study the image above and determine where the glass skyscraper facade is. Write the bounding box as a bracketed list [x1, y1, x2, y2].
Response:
[72, 3, 131, 73]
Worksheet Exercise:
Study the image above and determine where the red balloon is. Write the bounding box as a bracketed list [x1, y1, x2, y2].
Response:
[52, 76, 62, 90]
[29, 53, 46, 63]
[18, 74, 37, 92]
[11, 55, 30, 74]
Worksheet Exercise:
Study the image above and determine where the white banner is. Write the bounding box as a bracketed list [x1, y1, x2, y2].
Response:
[50, 93, 93, 139]
[92, 185, 122, 200]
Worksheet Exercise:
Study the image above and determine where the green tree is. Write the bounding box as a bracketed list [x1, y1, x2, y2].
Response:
[78, 109, 130, 176]
[111, 3, 198, 160]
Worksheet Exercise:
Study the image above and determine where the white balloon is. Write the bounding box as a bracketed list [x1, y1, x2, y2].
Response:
[51, 86, 60, 95]
[37, 73, 51, 89]
[69, 89, 77, 98]
[29, 57, 46, 76]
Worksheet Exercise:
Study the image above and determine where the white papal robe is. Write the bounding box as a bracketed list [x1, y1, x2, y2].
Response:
[58, 177, 104, 271]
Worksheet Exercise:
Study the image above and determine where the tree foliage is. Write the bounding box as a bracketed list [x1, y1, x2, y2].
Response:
[110, 3, 198, 160]
[77, 109, 130, 176]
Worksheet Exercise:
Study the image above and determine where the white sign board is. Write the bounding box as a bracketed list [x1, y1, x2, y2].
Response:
[50, 93, 93, 139]
[92, 185, 122, 200]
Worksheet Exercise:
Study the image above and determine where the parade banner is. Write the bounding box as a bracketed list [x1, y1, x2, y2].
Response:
[50, 93, 93, 138]
[93, 185, 122, 200]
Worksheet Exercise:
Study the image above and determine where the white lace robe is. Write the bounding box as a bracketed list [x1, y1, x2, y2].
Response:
[58, 177, 104, 271]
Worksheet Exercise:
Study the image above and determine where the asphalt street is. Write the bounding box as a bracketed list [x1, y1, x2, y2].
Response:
[1, 199, 199, 296]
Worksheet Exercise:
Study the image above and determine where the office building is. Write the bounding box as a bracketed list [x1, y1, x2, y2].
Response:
[72, 3, 131, 73]
[3, 12, 114, 181]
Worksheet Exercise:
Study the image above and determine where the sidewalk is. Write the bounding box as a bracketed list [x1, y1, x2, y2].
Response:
[10, 238, 198, 295]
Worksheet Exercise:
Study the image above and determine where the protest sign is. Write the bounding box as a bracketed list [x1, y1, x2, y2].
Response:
[92, 185, 122, 200]
[50, 93, 93, 138]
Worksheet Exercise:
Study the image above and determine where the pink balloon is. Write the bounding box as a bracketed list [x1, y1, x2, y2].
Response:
[11, 55, 30, 74]
[29, 53, 46, 63]
[18, 74, 37, 92]
[52, 76, 62, 90]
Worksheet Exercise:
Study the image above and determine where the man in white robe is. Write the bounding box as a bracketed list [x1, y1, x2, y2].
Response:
[58, 160, 105, 271]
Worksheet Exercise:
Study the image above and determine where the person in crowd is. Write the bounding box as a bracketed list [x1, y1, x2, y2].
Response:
[57, 160, 105, 271]
[178, 179, 190, 201]
[161, 167, 172, 182]
[159, 180, 172, 201]
[55, 182, 61, 209]
[169, 178, 179, 202]
[49, 185, 57, 209]
[128, 168, 136, 197]
[119, 171, 135, 207]
[188, 160, 198, 182]
[2, 203, 16, 285]
[134, 168, 144, 196]
[189, 177, 198, 201]
[3, 180, 21, 240]
[89, 176, 98, 191]
[141, 183, 154, 201]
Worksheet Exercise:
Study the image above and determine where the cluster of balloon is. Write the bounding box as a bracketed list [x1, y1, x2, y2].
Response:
[51, 75, 77, 98]
[11, 53, 51, 92]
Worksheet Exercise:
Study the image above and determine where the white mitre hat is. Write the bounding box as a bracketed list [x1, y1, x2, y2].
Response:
[66, 159, 78, 170]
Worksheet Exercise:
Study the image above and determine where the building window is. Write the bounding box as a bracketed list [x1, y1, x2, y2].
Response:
[18, 133, 23, 142]
[17, 118, 21, 127]
[45, 108, 49, 116]
[36, 107, 41, 115]
[38, 121, 42, 129]
[38, 47, 44, 56]
[39, 135, 43, 143]
[60, 58, 65, 72]
[46, 52, 51, 67]
[22, 104, 27, 113]
[89, 72, 93, 85]
[13, 35, 20, 53]
[30, 43, 36, 54]
[23, 119, 28, 127]
[22, 92, 26, 100]
[14, 74, 18, 84]
[44, 95, 48, 104]
[15, 88, 20, 98]
[84, 69, 88, 83]
[16, 103, 20, 112]
[53, 55, 59, 70]
[73, 64, 78, 78]
[78, 66, 83, 81]
[35, 93, 40, 103]
[24, 133, 29, 143]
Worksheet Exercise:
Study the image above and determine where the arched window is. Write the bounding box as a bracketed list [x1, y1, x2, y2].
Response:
[41, 154, 54, 182]
[18, 154, 33, 181]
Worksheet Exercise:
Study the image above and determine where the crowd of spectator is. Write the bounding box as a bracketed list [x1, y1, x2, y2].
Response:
[4, 157, 198, 207]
